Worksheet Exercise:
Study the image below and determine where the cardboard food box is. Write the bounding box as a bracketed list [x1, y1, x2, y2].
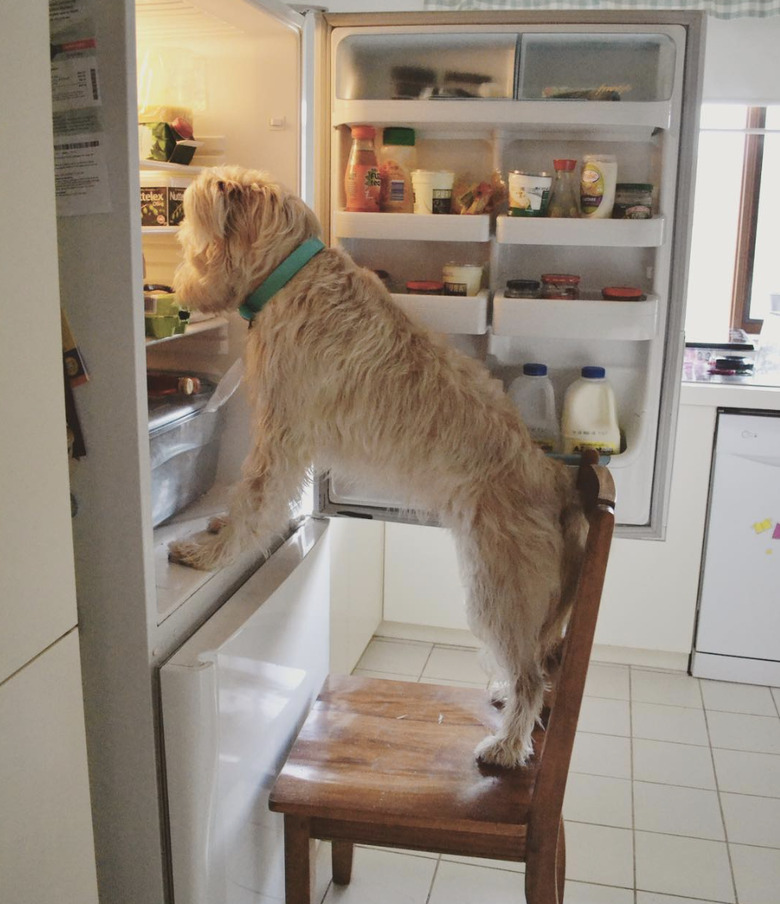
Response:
[140, 171, 190, 227]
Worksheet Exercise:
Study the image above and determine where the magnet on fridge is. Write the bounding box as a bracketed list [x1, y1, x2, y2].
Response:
[773, 523, 780, 540]
[753, 518, 772, 534]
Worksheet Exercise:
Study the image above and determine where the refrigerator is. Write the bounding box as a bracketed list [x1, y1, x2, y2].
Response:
[691, 410, 780, 687]
[54, 3, 705, 903]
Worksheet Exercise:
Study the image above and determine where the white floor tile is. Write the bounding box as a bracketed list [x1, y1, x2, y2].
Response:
[635, 832, 734, 902]
[354, 639, 432, 678]
[564, 881, 634, 904]
[322, 847, 437, 904]
[632, 702, 710, 746]
[352, 669, 414, 682]
[420, 646, 487, 685]
[730, 843, 780, 904]
[577, 696, 631, 736]
[712, 747, 780, 797]
[633, 738, 716, 789]
[632, 669, 703, 708]
[706, 710, 780, 754]
[701, 679, 778, 716]
[584, 663, 631, 700]
[570, 731, 632, 779]
[427, 859, 522, 904]
[720, 792, 780, 848]
[637, 894, 724, 904]
[772, 687, 780, 710]
[418, 675, 487, 688]
[564, 822, 634, 887]
[633, 781, 725, 841]
[563, 773, 633, 828]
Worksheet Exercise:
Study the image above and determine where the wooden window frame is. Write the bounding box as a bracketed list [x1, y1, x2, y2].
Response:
[730, 106, 766, 335]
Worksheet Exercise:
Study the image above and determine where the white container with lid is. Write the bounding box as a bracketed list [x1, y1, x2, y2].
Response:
[561, 365, 621, 455]
[508, 363, 560, 453]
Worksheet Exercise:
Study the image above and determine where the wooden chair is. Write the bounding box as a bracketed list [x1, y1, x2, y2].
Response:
[269, 453, 615, 904]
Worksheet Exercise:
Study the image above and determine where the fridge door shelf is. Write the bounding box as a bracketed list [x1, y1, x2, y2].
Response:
[334, 211, 490, 242]
[392, 290, 488, 335]
[492, 293, 659, 340]
[496, 215, 665, 247]
[332, 99, 672, 133]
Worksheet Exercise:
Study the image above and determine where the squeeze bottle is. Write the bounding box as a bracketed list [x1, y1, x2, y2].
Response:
[508, 363, 560, 453]
[561, 366, 621, 455]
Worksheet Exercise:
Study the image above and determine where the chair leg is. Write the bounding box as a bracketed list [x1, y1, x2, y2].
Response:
[331, 840, 354, 885]
[525, 824, 564, 904]
[283, 815, 315, 904]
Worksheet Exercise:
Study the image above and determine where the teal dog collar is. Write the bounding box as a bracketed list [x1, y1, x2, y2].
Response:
[239, 237, 325, 322]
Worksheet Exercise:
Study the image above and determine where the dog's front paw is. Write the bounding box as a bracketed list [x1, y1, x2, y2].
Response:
[168, 529, 235, 571]
[475, 733, 533, 769]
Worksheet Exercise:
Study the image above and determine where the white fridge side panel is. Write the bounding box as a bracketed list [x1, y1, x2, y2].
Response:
[161, 521, 330, 904]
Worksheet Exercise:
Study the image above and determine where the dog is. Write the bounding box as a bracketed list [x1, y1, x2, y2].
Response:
[168, 165, 586, 768]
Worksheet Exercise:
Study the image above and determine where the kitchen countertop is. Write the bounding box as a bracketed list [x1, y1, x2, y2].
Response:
[681, 378, 780, 410]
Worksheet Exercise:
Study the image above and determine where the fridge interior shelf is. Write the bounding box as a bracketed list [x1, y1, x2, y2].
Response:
[145, 316, 228, 347]
[491, 292, 659, 340]
[334, 211, 491, 242]
[392, 289, 489, 335]
[331, 99, 672, 133]
[139, 160, 203, 174]
[496, 214, 665, 247]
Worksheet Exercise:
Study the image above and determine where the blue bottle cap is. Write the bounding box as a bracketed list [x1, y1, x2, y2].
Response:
[581, 365, 606, 379]
[523, 363, 548, 376]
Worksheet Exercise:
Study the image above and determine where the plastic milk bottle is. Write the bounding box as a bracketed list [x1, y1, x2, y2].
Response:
[508, 363, 560, 453]
[561, 366, 621, 455]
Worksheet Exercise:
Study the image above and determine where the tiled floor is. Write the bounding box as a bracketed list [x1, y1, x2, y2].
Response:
[313, 636, 780, 904]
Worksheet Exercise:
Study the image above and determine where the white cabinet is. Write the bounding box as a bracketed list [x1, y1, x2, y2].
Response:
[0, 632, 99, 904]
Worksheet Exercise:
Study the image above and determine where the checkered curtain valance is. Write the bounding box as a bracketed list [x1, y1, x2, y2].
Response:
[422, 1, 780, 19]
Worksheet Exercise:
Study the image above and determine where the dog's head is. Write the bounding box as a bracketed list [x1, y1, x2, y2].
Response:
[173, 166, 321, 313]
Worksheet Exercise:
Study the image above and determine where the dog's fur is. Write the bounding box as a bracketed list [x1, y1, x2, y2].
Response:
[168, 165, 586, 767]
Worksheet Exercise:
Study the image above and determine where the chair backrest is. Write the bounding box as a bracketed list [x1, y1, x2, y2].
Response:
[528, 451, 616, 837]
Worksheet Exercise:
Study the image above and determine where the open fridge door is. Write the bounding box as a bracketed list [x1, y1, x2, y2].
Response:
[313, 11, 704, 537]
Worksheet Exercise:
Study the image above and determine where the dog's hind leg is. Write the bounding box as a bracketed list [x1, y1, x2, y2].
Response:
[475, 661, 546, 768]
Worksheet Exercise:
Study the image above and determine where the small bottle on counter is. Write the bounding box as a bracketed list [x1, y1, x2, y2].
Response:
[378, 127, 417, 213]
[546, 158, 580, 218]
[345, 125, 381, 212]
[561, 366, 621, 456]
[509, 363, 560, 453]
[580, 154, 618, 219]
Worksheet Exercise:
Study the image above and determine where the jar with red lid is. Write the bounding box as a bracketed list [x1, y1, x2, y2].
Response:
[406, 280, 444, 295]
[601, 286, 643, 301]
[541, 273, 581, 300]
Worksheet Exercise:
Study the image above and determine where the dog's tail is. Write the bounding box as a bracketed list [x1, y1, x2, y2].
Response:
[539, 465, 589, 665]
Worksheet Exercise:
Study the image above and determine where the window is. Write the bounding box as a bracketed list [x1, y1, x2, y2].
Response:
[685, 103, 780, 342]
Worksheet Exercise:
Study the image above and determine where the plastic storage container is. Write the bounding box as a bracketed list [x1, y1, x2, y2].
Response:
[148, 373, 226, 526]
[508, 363, 560, 453]
[561, 366, 621, 455]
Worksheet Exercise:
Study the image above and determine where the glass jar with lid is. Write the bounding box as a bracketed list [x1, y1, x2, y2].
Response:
[541, 273, 581, 300]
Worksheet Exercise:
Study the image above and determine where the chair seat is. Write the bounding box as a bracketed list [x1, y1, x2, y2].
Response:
[269, 674, 544, 858]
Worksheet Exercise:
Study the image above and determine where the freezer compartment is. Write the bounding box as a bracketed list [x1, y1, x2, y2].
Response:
[334, 31, 519, 100]
[148, 373, 225, 527]
[160, 519, 329, 904]
[516, 32, 677, 102]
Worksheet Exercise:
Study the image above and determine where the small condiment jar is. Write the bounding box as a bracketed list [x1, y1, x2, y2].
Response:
[406, 280, 444, 295]
[612, 183, 653, 219]
[505, 279, 541, 299]
[601, 286, 643, 301]
[541, 273, 581, 300]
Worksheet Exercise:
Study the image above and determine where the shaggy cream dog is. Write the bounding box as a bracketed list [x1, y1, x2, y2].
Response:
[168, 166, 586, 768]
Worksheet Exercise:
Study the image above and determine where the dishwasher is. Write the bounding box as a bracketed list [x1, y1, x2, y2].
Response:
[692, 409, 780, 685]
